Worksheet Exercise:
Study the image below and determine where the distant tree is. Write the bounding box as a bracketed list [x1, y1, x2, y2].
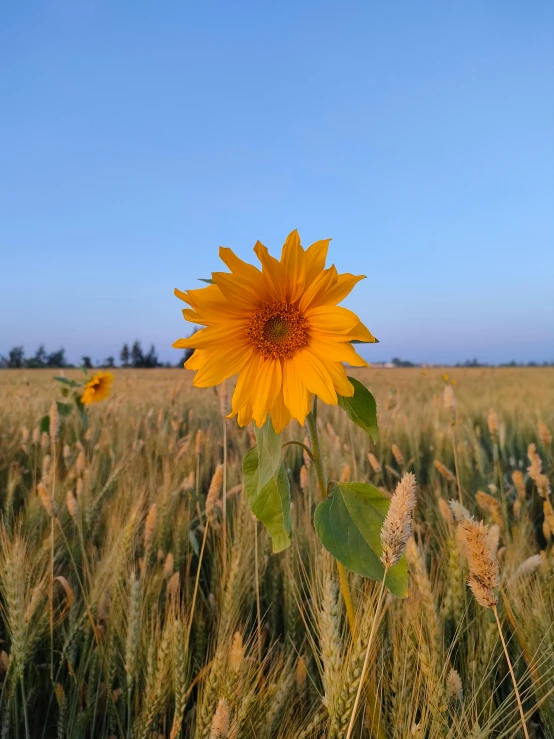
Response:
[391, 357, 415, 368]
[104, 356, 115, 368]
[131, 341, 144, 368]
[25, 345, 48, 368]
[81, 356, 93, 369]
[120, 343, 130, 367]
[46, 348, 67, 368]
[143, 344, 159, 368]
[7, 346, 25, 368]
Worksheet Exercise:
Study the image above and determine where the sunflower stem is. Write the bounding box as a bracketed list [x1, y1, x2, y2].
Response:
[306, 402, 357, 637]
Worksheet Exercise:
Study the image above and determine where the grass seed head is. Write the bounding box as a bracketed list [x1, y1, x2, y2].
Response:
[380, 472, 417, 568]
[434, 460, 455, 482]
[461, 518, 499, 609]
[210, 698, 230, 739]
[446, 667, 463, 705]
[368, 452, 382, 474]
[206, 463, 224, 523]
[537, 420, 552, 447]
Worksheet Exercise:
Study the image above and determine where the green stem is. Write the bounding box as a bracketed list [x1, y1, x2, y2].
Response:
[305, 402, 327, 499]
[20, 676, 31, 739]
[282, 440, 315, 462]
[126, 686, 132, 739]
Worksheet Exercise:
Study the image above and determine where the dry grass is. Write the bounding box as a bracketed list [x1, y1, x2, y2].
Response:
[0, 366, 553, 738]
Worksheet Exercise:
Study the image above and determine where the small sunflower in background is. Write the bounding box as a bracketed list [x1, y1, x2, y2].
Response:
[173, 229, 376, 432]
[80, 371, 114, 405]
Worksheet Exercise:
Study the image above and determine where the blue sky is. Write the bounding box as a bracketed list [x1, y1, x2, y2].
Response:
[1, 1, 553, 365]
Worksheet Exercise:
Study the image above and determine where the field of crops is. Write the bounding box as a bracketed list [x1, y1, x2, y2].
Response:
[0, 366, 553, 739]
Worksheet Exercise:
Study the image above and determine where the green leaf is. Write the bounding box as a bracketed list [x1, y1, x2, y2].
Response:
[56, 402, 73, 417]
[314, 481, 408, 598]
[39, 415, 50, 434]
[198, 278, 214, 284]
[338, 376, 378, 442]
[243, 447, 292, 553]
[54, 376, 80, 387]
[254, 416, 283, 491]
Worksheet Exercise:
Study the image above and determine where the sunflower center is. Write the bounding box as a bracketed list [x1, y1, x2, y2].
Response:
[246, 302, 308, 360]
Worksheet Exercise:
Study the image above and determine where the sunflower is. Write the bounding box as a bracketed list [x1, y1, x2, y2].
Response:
[80, 371, 114, 405]
[173, 230, 376, 432]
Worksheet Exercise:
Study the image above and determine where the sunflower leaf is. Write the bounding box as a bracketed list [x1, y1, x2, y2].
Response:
[314, 481, 408, 598]
[56, 402, 73, 417]
[338, 377, 378, 442]
[243, 447, 291, 553]
[54, 376, 80, 387]
[254, 416, 283, 492]
[198, 278, 214, 284]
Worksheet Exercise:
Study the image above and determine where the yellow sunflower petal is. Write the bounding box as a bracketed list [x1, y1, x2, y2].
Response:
[324, 361, 355, 397]
[211, 272, 261, 310]
[306, 305, 361, 335]
[298, 266, 338, 313]
[294, 349, 337, 405]
[283, 355, 312, 424]
[308, 337, 369, 367]
[193, 345, 254, 387]
[347, 321, 377, 343]
[176, 284, 249, 318]
[253, 241, 286, 301]
[251, 358, 282, 427]
[238, 401, 253, 427]
[182, 308, 204, 324]
[312, 273, 366, 308]
[280, 229, 306, 303]
[173, 322, 248, 349]
[218, 246, 263, 283]
[184, 349, 208, 370]
[231, 353, 261, 414]
[174, 287, 189, 303]
[304, 239, 331, 285]
[230, 399, 253, 427]
[269, 391, 293, 434]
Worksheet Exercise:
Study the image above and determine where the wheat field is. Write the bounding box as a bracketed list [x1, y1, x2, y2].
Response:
[0, 367, 553, 738]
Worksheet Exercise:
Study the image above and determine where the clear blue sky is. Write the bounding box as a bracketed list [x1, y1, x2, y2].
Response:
[1, 1, 553, 366]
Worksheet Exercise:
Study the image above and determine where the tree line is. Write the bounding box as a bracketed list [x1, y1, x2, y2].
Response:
[0, 341, 192, 369]
[2, 344, 550, 370]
